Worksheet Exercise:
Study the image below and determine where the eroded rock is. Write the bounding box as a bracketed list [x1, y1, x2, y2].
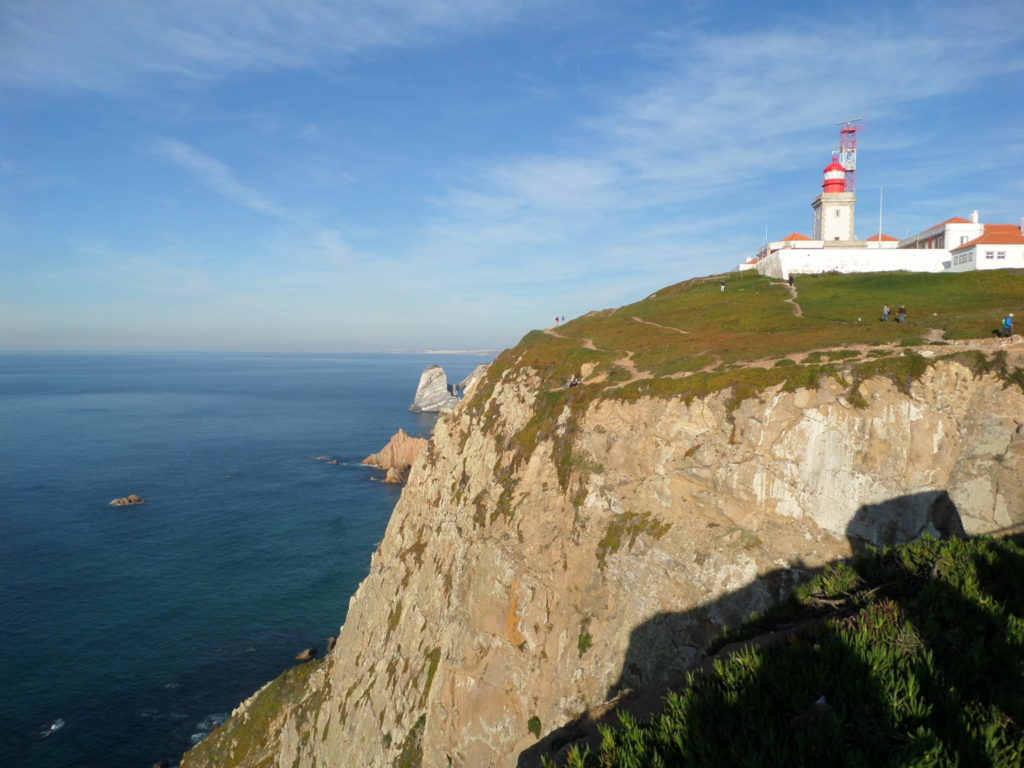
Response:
[410, 365, 460, 412]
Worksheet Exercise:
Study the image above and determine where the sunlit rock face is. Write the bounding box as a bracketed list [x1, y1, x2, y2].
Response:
[182, 352, 1024, 768]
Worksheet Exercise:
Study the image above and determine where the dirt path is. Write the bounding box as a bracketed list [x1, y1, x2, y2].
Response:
[630, 316, 690, 334]
[771, 281, 804, 317]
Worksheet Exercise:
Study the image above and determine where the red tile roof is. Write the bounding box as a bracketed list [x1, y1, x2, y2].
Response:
[985, 224, 1021, 235]
[939, 217, 972, 226]
[779, 232, 811, 241]
[953, 225, 1024, 250]
[866, 233, 898, 241]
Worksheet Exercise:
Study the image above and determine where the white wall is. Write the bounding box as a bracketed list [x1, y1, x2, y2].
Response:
[756, 247, 948, 280]
[969, 244, 1024, 271]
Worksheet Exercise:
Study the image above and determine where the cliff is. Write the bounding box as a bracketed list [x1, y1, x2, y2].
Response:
[181, 271, 1024, 768]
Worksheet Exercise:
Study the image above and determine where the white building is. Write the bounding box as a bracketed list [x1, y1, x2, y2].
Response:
[948, 223, 1024, 272]
[745, 150, 1023, 280]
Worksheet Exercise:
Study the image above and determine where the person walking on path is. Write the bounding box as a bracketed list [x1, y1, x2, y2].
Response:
[897, 305, 907, 324]
[882, 304, 891, 322]
[1002, 313, 1014, 338]
[720, 280, 726, 292]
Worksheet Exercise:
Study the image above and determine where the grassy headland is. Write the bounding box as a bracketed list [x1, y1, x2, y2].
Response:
[480, 269, 1024, 399]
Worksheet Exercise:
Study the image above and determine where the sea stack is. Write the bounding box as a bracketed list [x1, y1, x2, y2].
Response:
[409, 365, 459, 412]
[361, 428, 429, 483]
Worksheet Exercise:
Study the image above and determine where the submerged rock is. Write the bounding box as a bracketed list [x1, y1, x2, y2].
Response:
[409, 365, 460, 412]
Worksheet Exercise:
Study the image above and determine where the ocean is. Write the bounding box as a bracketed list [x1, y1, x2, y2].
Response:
[0, 352, 488, 768]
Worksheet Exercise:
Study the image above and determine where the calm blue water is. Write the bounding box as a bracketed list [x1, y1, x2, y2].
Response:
[0, 352, 486, 768]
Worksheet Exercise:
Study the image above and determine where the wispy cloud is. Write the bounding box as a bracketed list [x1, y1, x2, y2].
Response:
[442, 7, 1024, 218]
[150, 137, 288, 218]
[0, 0, 552, 92]
[149, 137, 352, 263]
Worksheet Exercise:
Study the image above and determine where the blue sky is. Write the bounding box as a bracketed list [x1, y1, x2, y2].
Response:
[2, 0, 1022, 353]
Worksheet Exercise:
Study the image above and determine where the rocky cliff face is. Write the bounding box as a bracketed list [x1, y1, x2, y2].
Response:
[182, 343, 1024, 768]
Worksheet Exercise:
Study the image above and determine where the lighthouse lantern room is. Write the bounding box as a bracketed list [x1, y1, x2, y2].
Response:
[812, 155, 857, 242]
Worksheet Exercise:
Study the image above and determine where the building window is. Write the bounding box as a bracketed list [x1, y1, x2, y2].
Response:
[998, 251, 1006, 259]
[960, 236, 968, 245]
[986, 251, 995, 259]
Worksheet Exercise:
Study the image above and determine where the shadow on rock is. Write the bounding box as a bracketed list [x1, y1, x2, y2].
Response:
[519, 491, 978, 768]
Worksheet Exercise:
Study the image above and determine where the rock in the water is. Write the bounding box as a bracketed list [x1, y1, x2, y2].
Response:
[110, 494, 147, 506]
[458, 363, 490, 398]
[383, 467, 408, 484]
[409, 365, 460, 412]
[362, 429, 428, 478]
[295, 648, 317, 662]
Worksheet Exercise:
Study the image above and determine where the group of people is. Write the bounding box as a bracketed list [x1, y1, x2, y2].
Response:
[554, 315, 565, 326]
[881, 304, 907, 323]
[565, 374, 581, 389]
[881, 304, 1015, 338]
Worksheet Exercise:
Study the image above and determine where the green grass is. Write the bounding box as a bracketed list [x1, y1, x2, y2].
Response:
[797, 270, 1024, 340]
[472, 270, 1024, 405]
[548, 535, 1024, 768]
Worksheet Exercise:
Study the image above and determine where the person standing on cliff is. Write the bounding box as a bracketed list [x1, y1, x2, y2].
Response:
[897, 305, 906, 323]
[1003, 313, 1014, 337]
[882, 304, 891, 322]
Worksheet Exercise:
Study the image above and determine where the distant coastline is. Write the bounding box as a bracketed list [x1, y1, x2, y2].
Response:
[406, 349, 497, 356]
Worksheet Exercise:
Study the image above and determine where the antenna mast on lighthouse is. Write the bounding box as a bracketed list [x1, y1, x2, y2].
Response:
[835, 118, 863, 191]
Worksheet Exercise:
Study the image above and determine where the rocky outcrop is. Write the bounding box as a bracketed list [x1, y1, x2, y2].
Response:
[110, 494, 146, 506]
[459, 364, 490, 398]
[410, 365, 460, 412]
[362, 429, 429, 484]
[182, 349, 1024, 768]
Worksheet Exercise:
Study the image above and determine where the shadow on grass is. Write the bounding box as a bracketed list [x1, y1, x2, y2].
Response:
[518, 494, 1024, 767]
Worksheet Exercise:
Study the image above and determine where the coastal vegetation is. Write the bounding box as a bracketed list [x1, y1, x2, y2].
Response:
[472, 270, 1024, 411]
[553, 534, 1024, 767]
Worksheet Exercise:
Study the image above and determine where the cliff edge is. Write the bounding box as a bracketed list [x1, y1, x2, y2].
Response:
[182, 270, 1024, 768]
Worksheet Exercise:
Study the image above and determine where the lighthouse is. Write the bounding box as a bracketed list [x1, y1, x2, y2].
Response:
[811, 156, 857, 242]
